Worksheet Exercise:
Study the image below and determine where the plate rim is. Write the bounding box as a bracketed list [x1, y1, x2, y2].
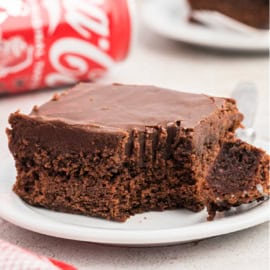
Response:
[0, 193, 269, 246]
[0, 158, 269, 246]
[141, 0, 269, 52]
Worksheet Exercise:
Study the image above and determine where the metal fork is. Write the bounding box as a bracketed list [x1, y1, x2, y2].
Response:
[231, 82, 258, 144]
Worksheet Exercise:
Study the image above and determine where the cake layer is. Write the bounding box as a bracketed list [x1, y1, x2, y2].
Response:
[8, 84, 243, 221]
[203, 139, 270, 220]
[188, 0, 269, 29]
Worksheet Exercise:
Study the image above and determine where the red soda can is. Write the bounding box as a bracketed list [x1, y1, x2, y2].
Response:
[0, 0, 134, 94]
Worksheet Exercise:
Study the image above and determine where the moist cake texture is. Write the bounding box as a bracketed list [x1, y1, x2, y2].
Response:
[188, 0, 269, 29]
[203, 138, 270, 219]
[7, 83, 268, 221]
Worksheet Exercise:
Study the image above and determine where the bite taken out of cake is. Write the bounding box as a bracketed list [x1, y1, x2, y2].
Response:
[7, 83, 269, 221]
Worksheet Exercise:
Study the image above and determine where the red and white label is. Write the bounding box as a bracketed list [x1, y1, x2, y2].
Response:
[0, 0, 131, 94]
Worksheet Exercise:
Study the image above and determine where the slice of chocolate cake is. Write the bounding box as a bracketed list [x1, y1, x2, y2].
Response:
[188, 0, 269, 29]
[7, 83, 243, 221]
[202, 138, 270, 220]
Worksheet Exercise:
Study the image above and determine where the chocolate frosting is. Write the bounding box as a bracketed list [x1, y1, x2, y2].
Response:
[30, 83, 230, 131]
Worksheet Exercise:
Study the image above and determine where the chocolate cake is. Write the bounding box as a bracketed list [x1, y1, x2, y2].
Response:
[188, 0, 269, 29]
[203, 138, 270, 220]
[7, 83, 269, 221]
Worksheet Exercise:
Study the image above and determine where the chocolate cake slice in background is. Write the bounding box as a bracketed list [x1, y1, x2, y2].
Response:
[202, 138, 270, 220]
[7, 83, 243, 221]
[188, 0, 270, 29]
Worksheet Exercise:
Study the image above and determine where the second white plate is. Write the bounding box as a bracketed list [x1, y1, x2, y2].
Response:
[142, 0, 269, 52]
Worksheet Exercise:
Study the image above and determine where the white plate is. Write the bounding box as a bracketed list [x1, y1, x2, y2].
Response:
[141, 0, 269, 52]
[0, 152, 269, 247]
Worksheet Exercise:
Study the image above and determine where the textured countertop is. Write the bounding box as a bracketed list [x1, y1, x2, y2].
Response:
[0, 2, 269, 269]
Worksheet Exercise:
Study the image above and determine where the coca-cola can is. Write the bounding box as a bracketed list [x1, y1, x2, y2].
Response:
[0, 0, 134, 94]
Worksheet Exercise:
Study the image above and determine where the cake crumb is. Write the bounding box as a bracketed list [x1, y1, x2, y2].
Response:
[32, 105, 39, 112]
[51, 93, 60, 101]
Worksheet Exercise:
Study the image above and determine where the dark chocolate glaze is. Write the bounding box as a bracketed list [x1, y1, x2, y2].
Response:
[9, 83, 241, 156]
[30, 83, 231, 131]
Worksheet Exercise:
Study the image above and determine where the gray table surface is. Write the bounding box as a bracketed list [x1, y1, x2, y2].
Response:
[0, 3, 269, 269]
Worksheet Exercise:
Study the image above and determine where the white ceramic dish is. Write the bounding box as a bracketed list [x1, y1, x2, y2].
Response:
[0, 152, 269, 247]
[141, 0, 269, 52]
